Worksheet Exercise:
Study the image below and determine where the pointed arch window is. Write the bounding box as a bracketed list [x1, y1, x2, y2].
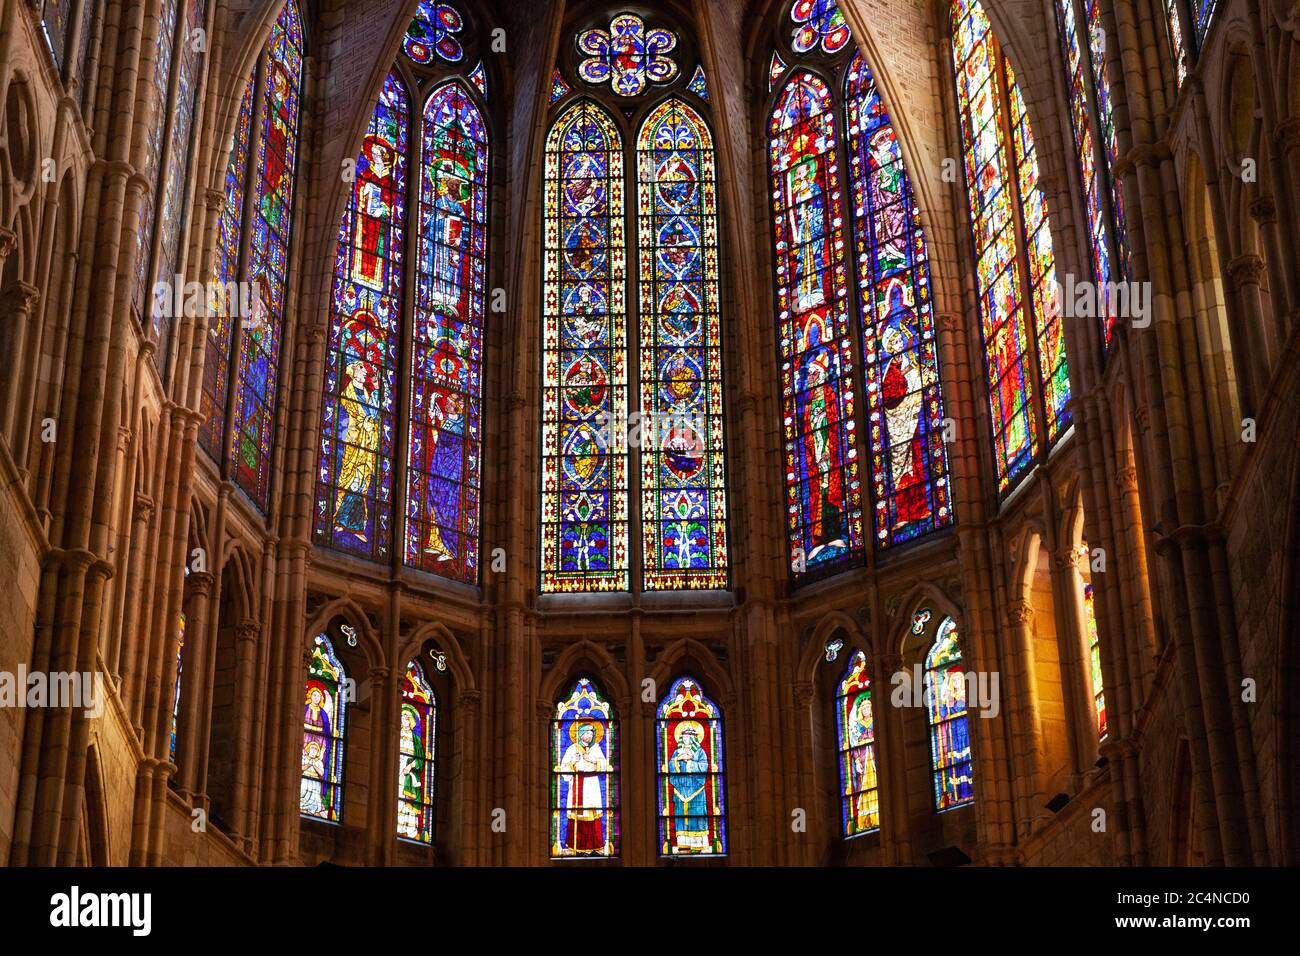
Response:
[1055, 0, 1129, 349]
[1164, 2, 1189, 87]
[656, 676, 726, 856]
[541, 14, 731, 595]
[198, 0, 304, 512]
[1083, 581, 1106, 737]
[312, 8, 490, 584]
[551, 677, 619, 858]
[950, 0, 1070, 494]
[835, 649, 879, 836]
[397, 660, 437, 843]
[925, 617, 973, 811]
[766, 0, 954, 582]
[301, 632, 347, 822]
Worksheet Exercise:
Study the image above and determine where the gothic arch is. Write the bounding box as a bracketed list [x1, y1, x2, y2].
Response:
[398, 620, 477, 696]
[303, 595, 384, 672]
[800, 609, 869, 683]
[80, 740, 110, 866]
[540, 640, 629, 706]
[887, 582, 964, 660]
[648, 637, 734, 707]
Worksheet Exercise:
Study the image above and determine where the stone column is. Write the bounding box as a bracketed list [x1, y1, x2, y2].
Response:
[176, 570, 214, 799]
[0, 281, 41, 449]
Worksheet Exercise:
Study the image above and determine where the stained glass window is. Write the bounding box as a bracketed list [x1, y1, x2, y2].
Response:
[950, 0, 1070, 493]
[1164, 1, 1189, 87]
[835, 650, 879, 837]
[199, 76, 254, 459]
[686, 65, 709, 101]
[131, 0, 179, 325]
[549, 69, 572, 105]
[404, 0, 465, 64]
[540, 101, 630, 592]
[405, 81, 488, 582]
[1193, 0, 1217, 42]
[577, 14, 678, 97]
[656, 677, 726, 856]
[845, 54, 952, 549]
[397, 660, 437, 843]
[926, 617, 973, 810]
[301, 632, 347, 822]
[1083, 581, 1107, 738]
[551, 677, 618, 858]
[315, 72, 408, 562]
[768, 51, 788, 91]
[169, 612, 185, 763]
[1056, 0, 1128, 349]
[790, 0, 850, 55]
[769, 70, 864, 576]
[39, 0, 73, 75]
[468, 60, 487, 98]
[231, 0, 304, 509]
[636, 99, 729, 590]
[151, 0, 208, 372]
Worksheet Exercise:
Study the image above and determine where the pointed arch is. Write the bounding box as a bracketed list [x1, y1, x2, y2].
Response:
[635, 96, 729, 590]
[950, 0, 1071, 494]
[405, 78, 490, 582]
[550, 675, 619, 858]
[656, 674, 726, 856]
[835, 648, 879, 836]
[539, 98, 630, 593]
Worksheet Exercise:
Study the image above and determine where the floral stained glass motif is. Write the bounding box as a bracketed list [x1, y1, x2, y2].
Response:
[656, 677, 726, 856]
[405, 82, 488, 583]
[301, 633, 347, 822]
[231, 0, 304, 509]
[636, 100, 729, 590]
[199, 76, 253, 459]
[687, 65, 709, 101]
[397, 661, 437, 843]
[926, 617, 974, 811]
[549, 69, 572, 105]
[577, 13, 678, 97]
[315, 72, 409, 562]
[468, 60, 487, 98]
[845, 54, 952, 549]
[769, 71, 864, 577]
[950, 0, 1070, 492]
[551, 678, 619, 858]
[791, 0, 851, 55]
[540, 102, 629, 592]
[836, 650, 879, 836]
[404, 0, 465, 65]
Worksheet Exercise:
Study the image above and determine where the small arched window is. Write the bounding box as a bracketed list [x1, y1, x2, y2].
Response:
[551, 677, 619, 858]
[835, 649, 879, 836]
[397, 660, 437, 843]
[301, 632, 347, 822]
[656, 676, 726, 856]
[925, 617, 973, 811]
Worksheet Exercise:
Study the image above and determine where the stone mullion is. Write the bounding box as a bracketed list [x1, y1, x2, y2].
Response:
[176, 571, 214, 798]
[366, 664, 394, 864]
[1249, 196, 1290, 339]
[875, 649, 910, 865]
[193, 485, 229, 818]
[0, 282, 43, 452]
[1050, 541, 1097, 780]
[262, 538, 309, 862]
[225, 617, 262, 854]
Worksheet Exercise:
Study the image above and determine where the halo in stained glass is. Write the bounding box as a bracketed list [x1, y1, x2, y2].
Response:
[301, 633, 347, 822]
[925, 617, 973, 810]
[791, 0, 851, 54]
[656, 677, 726, 856]
[404, 0, 465, 64]
[577, 13, 679, 97]
[550, 678, 619, 858]
[835, 650, 879, 836]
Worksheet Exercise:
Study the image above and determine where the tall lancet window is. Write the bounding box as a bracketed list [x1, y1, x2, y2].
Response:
[301, 632, 347, 822]
[766, 0, 953, 582]
[950, 0, 1070, 494]
[1055, 0, 1129, 349]
[198, 0, 304, 512]
[541, 10, 730, 594]
[551, 677, 619, 858]
[313, 4, 490, 583]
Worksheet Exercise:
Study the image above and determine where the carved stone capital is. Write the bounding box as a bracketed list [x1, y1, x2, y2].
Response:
[235, 620, 261, 643]
[1275, 117, 1300, 152]
[1249, 195, 1276, 224]
[1227, 254, 1267, 287]
[133, 494, 156, 525]
[457, 689, 482, 711]
[184, 570, 215, 599]
[0, 280, 41, 314]
[0, 227, 17, 261]
[1054, 547, 1083, 573]
[204, 188, 226, 211]
[1006, 600, 1034, 626]
[792, 681, 814, 708]
[1115, 465, 1138, 492]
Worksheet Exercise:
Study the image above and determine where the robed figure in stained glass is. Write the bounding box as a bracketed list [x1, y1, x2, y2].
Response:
[879, 307, 928, 524]
[656, 677, 725, 855]
[666, 720, 711, 848]
[799, 335, 846, 560]
[261, 61, 293, 229]
[551, 678, 618, 857]
[417, 318, 469, 562]
[352, 134, 399, 290]
[788, 157, 827, 311]
[557, 722, 613, 854]
[397, 704, 425, 833]
[301, 681, 333, 817]
[846, 694, 877, 830]
[332, 309, 383, 537]
[428, 136, 471, 317]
